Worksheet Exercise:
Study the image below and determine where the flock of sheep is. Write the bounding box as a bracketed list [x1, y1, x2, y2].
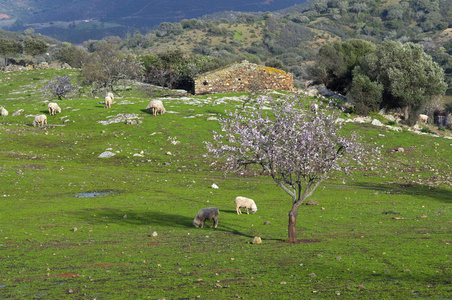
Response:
[193, 196, 258, 228]
[5, 89, 254, 230]
[1, 92, 168, 128]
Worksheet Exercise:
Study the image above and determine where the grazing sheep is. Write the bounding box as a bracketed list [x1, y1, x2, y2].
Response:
[105, 96, 112, 109]
[0, 106, 8, 117]
[234, 196, 258, 215]
[419, 114, 428, 124]
[193, 207, 219, 228]
[146, 100, 166, 116]
[48, 102, 61, 115]
[33, 114, 47, 127]
[310, 103, 319, 114]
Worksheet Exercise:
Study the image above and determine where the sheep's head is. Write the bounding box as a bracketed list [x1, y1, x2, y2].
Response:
[193, 218, 201, 228]
[251, 205, 258, 214]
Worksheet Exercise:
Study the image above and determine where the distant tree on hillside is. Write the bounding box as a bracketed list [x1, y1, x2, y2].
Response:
[364, 41, 447, 125]
[23, 39, 48, 58]
[206, 95, 369, 243]
[143, 48, 224, 92]
[0, 38, 23, 65]
[313, 39, 376, 93]
[54, 42, 89, 68]
[348, 68, 383, 115]
[80, 42, 143, 96]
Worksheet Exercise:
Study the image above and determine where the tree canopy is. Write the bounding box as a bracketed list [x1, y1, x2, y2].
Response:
[364, 41, 447, 124]
[79, 42, 143, 95]
[0, 38, 23, 65]
[23, 39, 49, 57]
[314, 39, 447, 124]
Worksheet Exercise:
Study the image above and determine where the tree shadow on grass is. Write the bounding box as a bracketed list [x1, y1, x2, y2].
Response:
[74, 208, 193, 228]
[219, 209, 238, 214]
[348, 182, 452, 204]
[72, 208, 287, 240]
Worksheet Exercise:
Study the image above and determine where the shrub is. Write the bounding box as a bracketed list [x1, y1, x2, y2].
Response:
[41, 74, 78, 100]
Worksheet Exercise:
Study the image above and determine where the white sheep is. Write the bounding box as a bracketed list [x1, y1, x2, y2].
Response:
[48, 102, 61, 115]
[193, 207, 220, 228]
[146, 100, 166, 116]
[234, 196, 258, 215]
[0, 106, 8, 117]
[419, 114, 428, 124]
[33, 114, 47, 127]
[105, 96, 112, 109]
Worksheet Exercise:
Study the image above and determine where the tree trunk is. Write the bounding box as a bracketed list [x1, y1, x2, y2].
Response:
[403, 106, 409, 121]
[288, 208, 298, 243]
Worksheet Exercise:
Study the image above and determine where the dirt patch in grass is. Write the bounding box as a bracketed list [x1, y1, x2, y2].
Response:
[54, 272, 79, 278]
[84, 263, 132, 268]
[17, 164, 46, 170]
[280, 239, 322, 244]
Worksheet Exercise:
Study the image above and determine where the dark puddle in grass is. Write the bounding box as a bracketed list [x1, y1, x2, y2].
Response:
[75, 190, 121, 198]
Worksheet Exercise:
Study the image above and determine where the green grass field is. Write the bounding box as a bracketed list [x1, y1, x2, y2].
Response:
[0, 69, 450, 299]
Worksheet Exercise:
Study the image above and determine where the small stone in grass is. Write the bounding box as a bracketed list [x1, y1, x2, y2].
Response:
[252, 236, 262, 244]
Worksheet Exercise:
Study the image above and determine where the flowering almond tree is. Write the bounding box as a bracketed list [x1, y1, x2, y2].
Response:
[205, 95, 368, 243]
[41, 74, 78, 100]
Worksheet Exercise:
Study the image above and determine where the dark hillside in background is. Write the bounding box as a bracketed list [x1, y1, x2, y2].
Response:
[0, 0, 310, 42]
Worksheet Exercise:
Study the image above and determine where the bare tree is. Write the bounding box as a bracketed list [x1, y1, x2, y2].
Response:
[80, 43, 143, 96]
[205, 95, 372, 243]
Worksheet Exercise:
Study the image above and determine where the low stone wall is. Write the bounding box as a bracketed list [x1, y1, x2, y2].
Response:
[1, 61, 72, 72]
[195, 61, 294, 95]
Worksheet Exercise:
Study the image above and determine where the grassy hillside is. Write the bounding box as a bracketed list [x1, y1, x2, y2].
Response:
[2, 0, 452, 92]
[0, 68, 450, 298]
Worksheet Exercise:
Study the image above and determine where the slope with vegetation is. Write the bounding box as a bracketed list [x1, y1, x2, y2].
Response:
[0, 62, 450, 298]
[2, 0, 452, 92]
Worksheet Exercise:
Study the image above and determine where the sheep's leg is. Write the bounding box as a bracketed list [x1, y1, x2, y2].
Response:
[246, 208, 250, 214]
[201, 220, 205, 228]
[213, 217, 218, 228]
[236, 205, 241, 215]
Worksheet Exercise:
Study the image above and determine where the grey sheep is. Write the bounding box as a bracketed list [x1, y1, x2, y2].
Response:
[193, 207, 219, 228]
